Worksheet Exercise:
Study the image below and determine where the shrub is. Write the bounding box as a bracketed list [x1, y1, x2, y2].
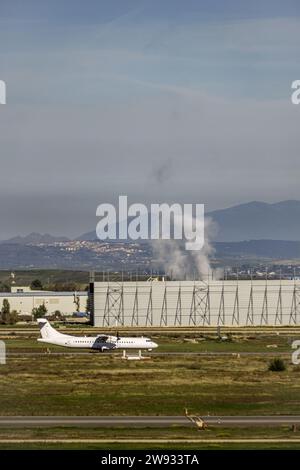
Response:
[268, 358, 286, 372]
[32, 303, 48, 320]
[0, 298, 10, 324]
[0, 300, 19, 325]
[8, 310, 18, 325]
[30, 279, 43, 290]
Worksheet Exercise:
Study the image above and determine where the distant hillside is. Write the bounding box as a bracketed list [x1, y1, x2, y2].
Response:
[4, 200, 300, 249]
[79, 200, 300, 243]
[208, 200, 300, 242]
[0, 242, 150, 270]
[214, 240, 300, 259]
[1, 232, 70, 245]
[0, 239, 299, 270]
[76, 230, 97, 242]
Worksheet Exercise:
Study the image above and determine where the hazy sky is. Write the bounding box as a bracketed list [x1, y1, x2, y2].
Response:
[0, 0, 300, 238]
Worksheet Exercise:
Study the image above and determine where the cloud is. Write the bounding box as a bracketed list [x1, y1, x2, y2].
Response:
[0, 10, 300, 237]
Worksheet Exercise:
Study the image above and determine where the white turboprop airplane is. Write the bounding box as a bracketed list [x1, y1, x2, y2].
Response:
[37, 318, 158, 353]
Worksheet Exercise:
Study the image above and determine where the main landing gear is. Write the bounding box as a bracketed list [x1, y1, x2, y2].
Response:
[121, 350, 151, 360]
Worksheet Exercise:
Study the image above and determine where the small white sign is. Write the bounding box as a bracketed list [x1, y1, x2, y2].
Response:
[0, 340, 6, 365]
[0, 80, 6, 105]
[292, 340, 300, 365]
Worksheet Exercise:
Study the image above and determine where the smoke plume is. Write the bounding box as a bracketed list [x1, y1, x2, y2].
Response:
[151, 216, 218, 280]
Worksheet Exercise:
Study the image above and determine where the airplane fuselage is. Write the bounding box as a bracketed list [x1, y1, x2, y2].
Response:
[37, 318, 158, 352]
[38, 334, 157, 351]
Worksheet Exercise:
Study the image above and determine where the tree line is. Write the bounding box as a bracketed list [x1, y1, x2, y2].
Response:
[0, 299, 65, 324]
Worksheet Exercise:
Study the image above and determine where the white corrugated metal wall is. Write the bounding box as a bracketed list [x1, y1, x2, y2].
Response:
[93, 280, 300, 326]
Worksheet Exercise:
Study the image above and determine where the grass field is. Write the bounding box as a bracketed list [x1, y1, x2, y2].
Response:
[2, 442, 300, 450]
[1, 348, 299, 416]
[1, 334, 300, 449]
[2, 443, 300, 450]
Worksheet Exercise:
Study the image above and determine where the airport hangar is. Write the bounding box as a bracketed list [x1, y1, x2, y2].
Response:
[2, 280, 300, 326]
[0, 286, 87, 317]
[90, 279, 300, 327]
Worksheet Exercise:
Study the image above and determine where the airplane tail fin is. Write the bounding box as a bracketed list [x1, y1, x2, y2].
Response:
[37, 318, 63, 339]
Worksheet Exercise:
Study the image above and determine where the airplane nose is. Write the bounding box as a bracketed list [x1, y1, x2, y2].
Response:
[153, 342, 158, 348]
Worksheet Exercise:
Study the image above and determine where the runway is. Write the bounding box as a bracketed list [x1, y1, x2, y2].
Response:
[1, 438, 300, 445]
[1, 416, 300, 427]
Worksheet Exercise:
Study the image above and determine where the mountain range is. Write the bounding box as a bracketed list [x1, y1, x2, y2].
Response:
[208, 200, 300, 242]
[2, 232, 70, 245]
[1, 200, 300, 245]
[70, 200, 300, 243]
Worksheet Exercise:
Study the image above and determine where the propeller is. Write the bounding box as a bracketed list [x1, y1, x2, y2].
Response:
[114, 320, 121, 342]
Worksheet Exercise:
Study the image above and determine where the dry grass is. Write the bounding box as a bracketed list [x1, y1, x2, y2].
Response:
[0, 353, 300, 416]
